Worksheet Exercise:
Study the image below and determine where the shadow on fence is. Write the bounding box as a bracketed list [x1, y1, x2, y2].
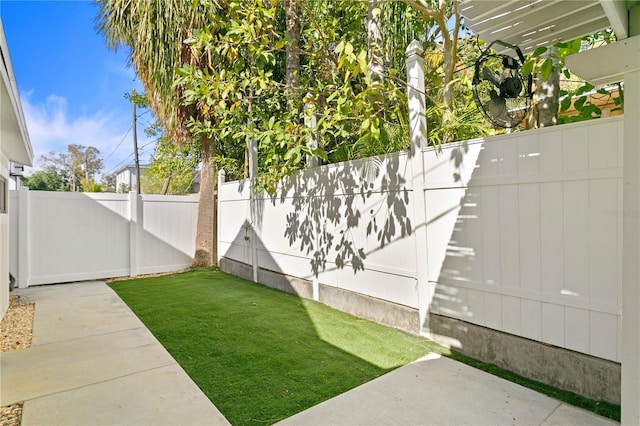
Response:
[273, 154, 413, 278]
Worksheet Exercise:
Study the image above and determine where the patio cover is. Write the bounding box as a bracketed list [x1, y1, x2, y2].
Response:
[459, 0, 636, 54]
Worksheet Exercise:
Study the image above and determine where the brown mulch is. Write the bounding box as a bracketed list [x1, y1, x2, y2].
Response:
[0, 295, 35, 426]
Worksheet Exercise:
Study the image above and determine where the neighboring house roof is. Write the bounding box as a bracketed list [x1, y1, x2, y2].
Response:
[0, 19, 32, 166]
[113, 164, 150, 176]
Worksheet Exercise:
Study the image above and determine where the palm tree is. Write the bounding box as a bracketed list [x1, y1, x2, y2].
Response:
[96, 0, 221, 267]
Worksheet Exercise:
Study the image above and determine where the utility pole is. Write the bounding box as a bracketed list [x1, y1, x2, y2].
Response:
[84, 150, 89, 188]
[132, 93, 141, 193]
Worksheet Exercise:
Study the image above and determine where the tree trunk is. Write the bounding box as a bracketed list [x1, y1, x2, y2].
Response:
[440, 3, 460, 141]
[534, 66, 560, 127]
[367, 0, 384, 85]
[161, 170, 172, 195]
[244, 144, 250, 179]
[285, 0, 301, 99]
[193, 135, 217, 267]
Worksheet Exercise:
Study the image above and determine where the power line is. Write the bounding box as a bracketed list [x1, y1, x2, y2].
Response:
[105, 137, 160, 176]
[107, 152, 135, 175]
[103, 125, 133, 163]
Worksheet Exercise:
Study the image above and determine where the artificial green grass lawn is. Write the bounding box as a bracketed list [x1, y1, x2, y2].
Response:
[110, 269, 439, 424]
[110, 269, 620, 424]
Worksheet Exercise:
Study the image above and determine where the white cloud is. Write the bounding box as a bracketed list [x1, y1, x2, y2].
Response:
[21, 92, 154, 176]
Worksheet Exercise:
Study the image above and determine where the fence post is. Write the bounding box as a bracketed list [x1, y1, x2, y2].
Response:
[248, 137, 259, 282]
[217, 169, 225, 266]
[304, 93, 319, 168]
[406, 40, 431, 334]
[129, 191, 142, 277]
[304, 93, 320, 299]
[622, 67, 640, 425]
[17, 186, 29, 288]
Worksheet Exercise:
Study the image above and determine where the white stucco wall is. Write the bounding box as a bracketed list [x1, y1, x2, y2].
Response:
[1, 19, 32, 320]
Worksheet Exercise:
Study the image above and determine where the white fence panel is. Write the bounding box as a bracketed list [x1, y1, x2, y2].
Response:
[138, 195, 199, 275]
[218, 152, 420, 308]
[218, 180, 252, 266]
[424, 116, 624, 362]
[9, 189, 198, 286]
[26, 191, 130, 285]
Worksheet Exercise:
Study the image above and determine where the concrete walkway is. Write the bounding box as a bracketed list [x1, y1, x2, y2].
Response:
[277, 353, 619, 425]
[2, 281, 620, 425]
[1, 281, 230, 425]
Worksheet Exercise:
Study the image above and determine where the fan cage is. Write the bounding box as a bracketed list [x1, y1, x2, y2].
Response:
[473, 54, 531, 129]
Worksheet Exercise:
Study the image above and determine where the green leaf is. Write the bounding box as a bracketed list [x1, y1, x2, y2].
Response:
[574, 96, 586, 111]
[532, 46, 547, 57]
[521, 59, 534, 77]
[575, 83, 595, 96]
[579, 104, 596, 118]
[563, 69, 571, 79]
[344, 42, 353, 56]
[540, 59, 553, 81]
[312, 148, 329, 162]
[560, 96, 572, 112]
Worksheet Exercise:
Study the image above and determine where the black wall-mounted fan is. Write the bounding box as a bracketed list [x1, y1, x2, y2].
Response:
[472, 40, 532, 129]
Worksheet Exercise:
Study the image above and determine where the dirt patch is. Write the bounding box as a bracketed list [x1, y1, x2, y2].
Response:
[105, 268, 192, 284]
[1, 295, 35, 426]
[1, 296, 34, 351]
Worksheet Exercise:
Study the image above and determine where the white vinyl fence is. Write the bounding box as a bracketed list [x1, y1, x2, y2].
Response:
[425, 117, 623, 363]
[9, 189, 198, 287]
[219, 153, 419, 308]
[218, 115, 624, 365]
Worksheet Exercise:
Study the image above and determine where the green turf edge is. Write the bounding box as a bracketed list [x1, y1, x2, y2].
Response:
[109, 268, 621, 422]
[440, 349, 620, 422]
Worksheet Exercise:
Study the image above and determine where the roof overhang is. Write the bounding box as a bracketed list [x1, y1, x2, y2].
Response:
[459, 0, 639, 55]
[0, 19, 33, 166]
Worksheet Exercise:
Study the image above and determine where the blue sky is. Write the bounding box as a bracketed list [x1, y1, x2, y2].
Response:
[0, 0, 154, 177]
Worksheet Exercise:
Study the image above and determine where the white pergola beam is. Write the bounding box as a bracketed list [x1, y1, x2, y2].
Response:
[460, 0, 614, 54]
[565, 34, 640, 86]
[600, 0, 629, 39]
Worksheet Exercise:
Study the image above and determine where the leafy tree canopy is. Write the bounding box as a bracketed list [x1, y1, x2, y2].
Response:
[39, 144, 104, 192]
[23, 167, 68, 192]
